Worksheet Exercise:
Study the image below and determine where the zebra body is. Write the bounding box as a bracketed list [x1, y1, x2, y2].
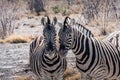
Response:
[29, 16, 67, 80]
[58, 17, 120, 80]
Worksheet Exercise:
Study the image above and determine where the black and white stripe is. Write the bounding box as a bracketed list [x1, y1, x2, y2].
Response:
[29, 16, 67, 80]
[58, 17, 120, 80]
[75, 20, 94, 37]
[103, 31, 120, 50]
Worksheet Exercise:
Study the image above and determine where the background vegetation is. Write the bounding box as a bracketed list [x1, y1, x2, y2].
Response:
[0, 0, 119, 40]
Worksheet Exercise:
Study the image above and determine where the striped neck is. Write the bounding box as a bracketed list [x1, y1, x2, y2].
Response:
[75, 23, 94, 37]
[71, 26, 92, 58]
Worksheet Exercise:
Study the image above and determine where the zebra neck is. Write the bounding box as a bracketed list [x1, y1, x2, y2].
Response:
[72, 31, 91, 60]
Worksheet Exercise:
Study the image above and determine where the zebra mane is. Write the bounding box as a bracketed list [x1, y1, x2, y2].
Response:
[77, 22, 94, 36]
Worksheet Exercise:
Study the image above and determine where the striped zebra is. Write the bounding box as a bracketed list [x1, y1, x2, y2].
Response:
[103, 31, 120, 50]
[29, 16, 67, 80]
[58, 20, 94, 37]
[58, 17, 120, 80]
[75, 20, 94, 37]
[69, 18, 120, 48]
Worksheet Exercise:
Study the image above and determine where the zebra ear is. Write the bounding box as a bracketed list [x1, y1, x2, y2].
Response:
[63, 17, 71, 29]
[41, 17, 46, 26]
[41, 16, 51, 26]
[52, 17, 57, 26]
[64, 17, 71, 25]
[47, 16, 50, 24]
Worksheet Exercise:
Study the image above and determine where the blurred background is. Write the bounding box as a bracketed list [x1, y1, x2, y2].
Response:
[0, 0, 120, 39]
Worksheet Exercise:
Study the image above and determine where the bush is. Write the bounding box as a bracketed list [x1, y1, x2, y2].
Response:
[52, 6, 60, 14]
[28, 0, 45, 15]
[52, 5, 69, 16]
[62, 7, 70, 16]
[0, 0, 19, 39]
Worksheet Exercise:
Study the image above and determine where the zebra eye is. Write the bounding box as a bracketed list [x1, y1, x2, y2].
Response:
[68, 34, 72, 37]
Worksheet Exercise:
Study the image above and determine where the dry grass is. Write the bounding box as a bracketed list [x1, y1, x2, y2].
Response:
[64, 68, 81, 80]
[0, 35, 36, 43]
[0, 39, 5, 43]
[14, 67, 81, 80]
[87, 17, 117, 36]
[15, 76, 34, 80]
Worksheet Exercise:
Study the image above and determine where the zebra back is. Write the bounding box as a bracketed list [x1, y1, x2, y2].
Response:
[103, 31, 120, 50]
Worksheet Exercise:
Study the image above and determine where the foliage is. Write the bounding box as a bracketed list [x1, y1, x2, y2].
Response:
[52, 6, 60, 14]
[28, 0, 45, 15]
[52, 5, 69, 16]
[0, 0, 19, 39]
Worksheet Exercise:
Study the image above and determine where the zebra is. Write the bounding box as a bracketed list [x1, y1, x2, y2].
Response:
[29, 16, 67, 80]
[58, 17, 120, 80]
[103, 31, 120, 50]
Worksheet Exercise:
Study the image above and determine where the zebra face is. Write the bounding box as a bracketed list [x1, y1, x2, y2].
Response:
[58, 17, 74, 56]
[41, 16, 57, 53]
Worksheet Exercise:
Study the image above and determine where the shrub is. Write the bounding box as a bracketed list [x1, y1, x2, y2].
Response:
[28, 0, 45, 15]
[0, 0, 19, 39]
[52, 6, 60, 14]
[52, 5, 69, 16]
[61, 7, 70, 16]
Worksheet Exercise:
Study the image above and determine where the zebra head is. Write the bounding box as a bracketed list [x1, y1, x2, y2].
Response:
[41, 16, 57, 57]
[58, 17, 75, 56]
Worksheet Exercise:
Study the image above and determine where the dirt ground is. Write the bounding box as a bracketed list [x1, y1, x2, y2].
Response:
[0, 43, 77, 80]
